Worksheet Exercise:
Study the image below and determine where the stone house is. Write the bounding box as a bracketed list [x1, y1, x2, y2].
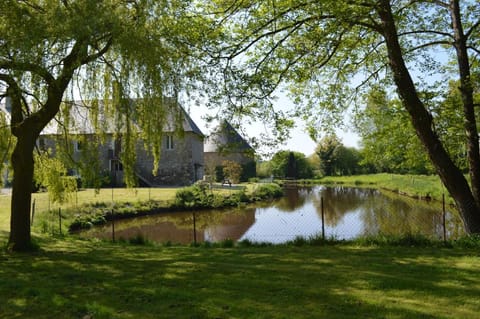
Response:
[38, 98, 204, 186]
[204, 120, 256, 182]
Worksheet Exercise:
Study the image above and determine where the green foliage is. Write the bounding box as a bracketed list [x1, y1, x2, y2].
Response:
[221, 160, 242, 184]
[269, 150, 314, 179]
[0, 111, 13, 186]
[241, 161, 257, 181]
[256, 161, 272, 179]
[453, 234, 480, 249]
[315, 135, 363, 176]
[206, 0, 480, 234]
[250, 183, 283, 201]
[316, 135, 341, 176]
[355, 86, 433, 174]
[1, 0, 218, 249]
[34, 152, 77, 204]
[126, 234, 152, 246]
[219, 238, 235, 248]
[174, 184, 214, 208]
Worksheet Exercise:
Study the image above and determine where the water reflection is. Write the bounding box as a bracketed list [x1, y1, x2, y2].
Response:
[80, 186, 465, 244]
[83, 209, 256, 244]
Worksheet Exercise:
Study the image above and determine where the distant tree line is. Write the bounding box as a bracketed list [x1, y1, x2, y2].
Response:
[257, 128, 439, 179]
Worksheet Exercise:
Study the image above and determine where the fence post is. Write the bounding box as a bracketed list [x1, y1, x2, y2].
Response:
[442, 193, 447, 243]
[193, 211, 197, 245]
[111, 208, 115, 242]
[58, 207, 62, 235]
[321, 197, 325, 240]
[111, 187, 116, 242]
[31, 199, 36, 225]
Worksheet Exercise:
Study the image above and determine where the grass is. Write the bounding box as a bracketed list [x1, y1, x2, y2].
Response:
[1, 183, 480, 318]
[318, 173, 448, 203]
[0, 235, 479, 319]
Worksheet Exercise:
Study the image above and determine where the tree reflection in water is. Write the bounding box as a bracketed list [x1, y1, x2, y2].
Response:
[80, 186, 465, 244]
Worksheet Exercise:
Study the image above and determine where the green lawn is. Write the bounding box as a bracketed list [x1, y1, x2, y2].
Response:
[1, 184, 480, 318]
[0, 236, 479, 319]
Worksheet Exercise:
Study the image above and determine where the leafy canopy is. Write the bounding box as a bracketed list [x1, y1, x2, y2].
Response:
[0, 0, 215, 187]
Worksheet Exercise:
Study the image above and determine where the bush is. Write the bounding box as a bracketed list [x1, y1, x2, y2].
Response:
[250, 183, 283, 201]
[174, 184, 213, 209]
[454, 234, 480, 248]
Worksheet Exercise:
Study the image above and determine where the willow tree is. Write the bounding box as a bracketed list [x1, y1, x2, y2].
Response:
[207, 0, 480, 233]
[0, 0, 212, 251]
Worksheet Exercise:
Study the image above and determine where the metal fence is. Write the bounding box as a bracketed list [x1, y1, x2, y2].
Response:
[22, 185, 467, 244]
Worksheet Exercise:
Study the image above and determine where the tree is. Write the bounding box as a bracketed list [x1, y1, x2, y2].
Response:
[315, 135, 362, 176]
[0, 0, 212, 251]
[355, 86, 433, 174]
[222, 160, 242, 184]
[286, 152, 297, 178]
[315, 135, 342, 176]
[270, 150, 313, 179]
[208, 0, 480, 234]
[332, 146, 362, 176]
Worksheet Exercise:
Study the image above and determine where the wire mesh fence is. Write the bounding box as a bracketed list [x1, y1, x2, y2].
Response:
[20, 185, 466, 243]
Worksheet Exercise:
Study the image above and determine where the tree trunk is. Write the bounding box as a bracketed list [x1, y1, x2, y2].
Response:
[377, 0, 480, 234]
[8, 133, 36, 251]
[449, 0, 480, 205]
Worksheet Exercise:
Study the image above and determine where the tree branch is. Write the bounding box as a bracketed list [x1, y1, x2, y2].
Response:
[465, 19, 480, 39]
[0, 59, 55, 84]
[398, 29, 454, 39]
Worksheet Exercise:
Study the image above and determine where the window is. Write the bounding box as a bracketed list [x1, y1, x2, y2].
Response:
[74, 140, 82, 152]
[166, 135, 174, 150]
[110, 159, 123, 172]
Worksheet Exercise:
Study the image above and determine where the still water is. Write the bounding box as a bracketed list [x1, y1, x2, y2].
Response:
[80, 186, 465, 244]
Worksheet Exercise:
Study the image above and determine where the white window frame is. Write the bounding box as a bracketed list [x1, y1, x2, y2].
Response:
[166, 135, 174, 150]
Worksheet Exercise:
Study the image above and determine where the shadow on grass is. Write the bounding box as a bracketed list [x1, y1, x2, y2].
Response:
[0, 237, 479, 319]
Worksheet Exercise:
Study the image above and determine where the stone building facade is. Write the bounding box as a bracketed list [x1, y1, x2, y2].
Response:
[38, 99, 204, 186]
[204, 120, 256, 181]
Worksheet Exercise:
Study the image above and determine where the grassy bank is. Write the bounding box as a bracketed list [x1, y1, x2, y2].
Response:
[0, 183, 282, 234]
[318, 173, 448, 203]
[1, 236, 479, 319]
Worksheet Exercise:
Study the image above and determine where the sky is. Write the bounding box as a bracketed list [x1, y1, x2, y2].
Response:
[187, 96, 360, 158]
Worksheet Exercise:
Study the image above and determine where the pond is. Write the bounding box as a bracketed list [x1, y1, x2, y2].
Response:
[79, 186, 465, 244]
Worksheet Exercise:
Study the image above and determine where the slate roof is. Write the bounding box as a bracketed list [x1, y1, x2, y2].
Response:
[38, 98, 203, 137]
[204, 120, 253, 153]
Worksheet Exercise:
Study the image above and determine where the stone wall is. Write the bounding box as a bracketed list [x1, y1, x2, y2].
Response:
[39, 132, 204, 187]
[135, 132, 204, 186]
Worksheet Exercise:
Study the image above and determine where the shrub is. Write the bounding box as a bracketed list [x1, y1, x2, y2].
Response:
[174, 185, 213, 209]
[220, 238, 235, 248]
[250, 183, 283, 201]
[454, 234, 480, 248]
[128, 234, 150, 245]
